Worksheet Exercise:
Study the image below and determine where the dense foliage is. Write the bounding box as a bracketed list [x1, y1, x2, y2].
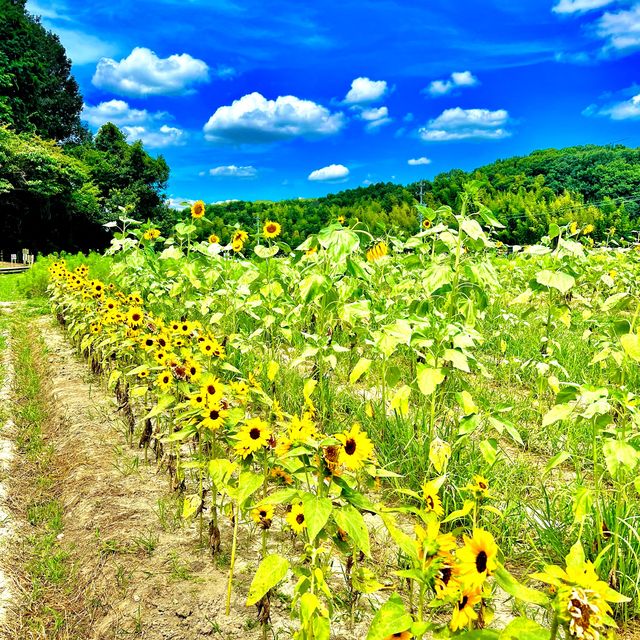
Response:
[0, 0, 84, 142]
[194, 145, 639, 248]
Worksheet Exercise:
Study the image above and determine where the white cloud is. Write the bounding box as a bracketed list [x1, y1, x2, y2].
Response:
[308, 164, 350, 182]
[208, 165, 257, 177]
[552, 0, 615, 13]
[82, 99, 167, 127]
[583, 92, 640, 119]
[425, 71, 479, 97]
[46, 26, 118, 65]
[419, 107, 511, 141]
[358, 105, 392, 131]
[344, 77, 388, 104]
[596, 4, 640, 52]
[92, 47, 209, 96]
[166, 197, 196, 210]
[203, 92, 344, 143]
[408, 157, 432, 166]
[123, 124, 185, 148]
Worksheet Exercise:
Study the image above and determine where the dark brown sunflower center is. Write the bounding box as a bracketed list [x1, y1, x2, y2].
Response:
[440, 567, 452, 585]
[458, 595, 468, 610]
[163, 376, 170, 384]
[425, 496, 435, 510]
[344, 438, 357, 455]
[210, 410, 220, 420]
[190, 367, 197, 375]
[250, 428, 261, 440]
[296, 514, 305, 524]
[475, 550, 488, 573]
[267, 224, 277, 233]
[182, 325, 188, 332]
[260, 510, 267, 518]
[207, 385, 216, 395]
[145, 339, 154, 346]
[479, 481, 487, 489]
[132, 314, 141, 321]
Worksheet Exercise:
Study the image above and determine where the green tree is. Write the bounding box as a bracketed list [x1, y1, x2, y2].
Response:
[0, 0, 83, 141]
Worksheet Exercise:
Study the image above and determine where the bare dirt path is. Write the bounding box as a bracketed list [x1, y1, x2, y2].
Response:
[0, 302, 16, 632]
[15, 315, 279, 639]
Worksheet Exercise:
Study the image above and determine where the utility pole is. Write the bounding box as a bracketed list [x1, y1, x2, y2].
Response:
[416, 181, 424, 229]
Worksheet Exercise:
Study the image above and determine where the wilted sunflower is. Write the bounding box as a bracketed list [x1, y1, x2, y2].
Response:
[208, 233, 220, 244]
[234, 418, 272, 458]
[457, 529, 498, 588]
[251, 503, 274, 529]
[263, 220, 281, 239]
[270, 467, 293, 484]
[191, 200, 206, 219]
[366, 241, 388, 262]
[450, 586, 482, 631]
[336, 423, 374, 470]
[200, 403, 228, 431]
[286, 501, 306, 534]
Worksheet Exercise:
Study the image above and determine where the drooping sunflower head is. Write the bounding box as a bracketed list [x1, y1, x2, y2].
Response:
[191, 200, 206, 219]
[233, 230, 249, 244]
[450, 586, 482, 631]
[422, 479, 444, 518]
[263, 220, 281, 239]
[366, 241, 388, 263]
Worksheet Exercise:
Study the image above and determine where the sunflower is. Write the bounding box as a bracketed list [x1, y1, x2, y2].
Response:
[140, 335, 156, 350]
[569, 221, 578, 234]
[178, 320, 192, 335]
[143, 228, 160, 240]
[286, 501, 306, 534]
[127, 307, 144, 327]
[90, 322, 102, 334]
[270, 466, 293, 484]
[233, 230, 249, 244]
[208, 233, 220, 244]
[200, 375, 224, 402]
[128, 292, 143, 305]
[288, 412, 318, 443]
[366, 241, 388, 262]
[211, 342, 225, 359]
[200, 403, 228, 431]
[185, 360, 202, 382]
[457, 529, 499, 587]
[191, 200, 206, 219]
[234, 417, 272, 458]
[190, 391, 206, 409]
[231, 380, 249, 397]
[450, 586, 482, 631]
[465, 475, 490, 499]
[422, 218, 432, 229]
[582, 224, 595, 235]
[232, 239, 244, 252]
[263, 220, 281, 239]
[137, 366, 150, 379]
[337, 215, 346, 225]
[383, 631, 412, 640]
[156, 370, 173, 391]
[336, 423, 374, 470]
[251, 503, 274, 529]
[422, 479, 444, 518]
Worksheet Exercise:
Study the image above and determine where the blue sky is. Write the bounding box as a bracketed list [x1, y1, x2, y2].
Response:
[27, 0, 640, 205]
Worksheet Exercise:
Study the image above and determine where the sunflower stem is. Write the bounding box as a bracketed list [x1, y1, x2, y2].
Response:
[225, 503, 240, 616]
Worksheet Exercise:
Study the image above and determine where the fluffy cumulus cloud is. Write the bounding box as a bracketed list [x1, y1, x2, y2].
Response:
[419, 108, 511, 141]
[359, 105, 392, 130]
[82, 99, 166, 127]
[344, 77, 388, 104]
[203, 92, 344, 144]
[596, 4, 640, 52]
[82, 99, 183, 148]
[408, 157, 432, 166]
[308, 164, 350, 182]
[208, 165, 257, 177]
[583, 91, 640, 119]
[425, 71, 479, 97]
[92, 47, 209, 96]
[552, 0, 615, 14]
[123, 124, 185, 148]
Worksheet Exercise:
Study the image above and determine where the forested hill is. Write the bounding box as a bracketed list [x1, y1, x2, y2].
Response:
[199, 144, 640, 246]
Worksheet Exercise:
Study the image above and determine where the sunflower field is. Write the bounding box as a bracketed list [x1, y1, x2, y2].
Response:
[43, 185, 640, 640]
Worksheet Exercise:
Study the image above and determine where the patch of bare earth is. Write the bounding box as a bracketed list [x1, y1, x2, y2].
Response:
[15, 316, 297, 639]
